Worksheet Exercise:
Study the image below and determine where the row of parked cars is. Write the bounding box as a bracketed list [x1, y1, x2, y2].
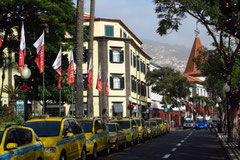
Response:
[183, 118, 219, 130]
[0, 116, 170, 160]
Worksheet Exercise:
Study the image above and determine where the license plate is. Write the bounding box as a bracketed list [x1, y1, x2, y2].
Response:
[200, 126, 203, 128]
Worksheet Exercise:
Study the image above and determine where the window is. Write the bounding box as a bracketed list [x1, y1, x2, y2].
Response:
[120, 29, 122, 38]
[16, 129, 32, 146]
[105, 25, 114, 36]
[69, 119, 82, 134]
[109, 50, 124, 63]
[62, 120, 71, 137]
[133, 55, 136, 67]
[137, 58, 140, 71]
[123, 32, 127, 38]
[83, 49, 88, 63]
[110, 76, 124, 89]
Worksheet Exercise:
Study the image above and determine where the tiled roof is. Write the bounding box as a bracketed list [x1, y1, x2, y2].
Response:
[183, 37, 203, 75]
[182, 73, 203, 82]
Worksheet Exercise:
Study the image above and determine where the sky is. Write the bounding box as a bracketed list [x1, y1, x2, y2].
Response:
[75, 0, 213, 49]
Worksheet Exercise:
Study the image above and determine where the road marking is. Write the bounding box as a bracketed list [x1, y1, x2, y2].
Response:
[162, 154, 171, 159]
[171, 148, 177, 152]
[177, 143, 181, 146]
[181, 140, 184, 143]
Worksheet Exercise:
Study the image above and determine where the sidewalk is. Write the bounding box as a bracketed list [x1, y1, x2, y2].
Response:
[217, 132, 240, 160]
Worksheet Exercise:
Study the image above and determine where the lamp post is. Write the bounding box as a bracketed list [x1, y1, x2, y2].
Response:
[203, 101, 206, 119]
[21, 65, 31, 121]
[217, 97, 223, 133]
[223, 82, 231, 141]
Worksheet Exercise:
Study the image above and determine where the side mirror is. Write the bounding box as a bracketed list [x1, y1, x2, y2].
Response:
[6, 143, 18, 150]
[66, 132, 74, 138]
[96, 129, 103, 134]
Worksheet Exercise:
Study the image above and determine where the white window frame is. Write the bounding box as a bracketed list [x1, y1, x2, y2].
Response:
[112, 50, 120, 62]
[113, 77, 121, 89]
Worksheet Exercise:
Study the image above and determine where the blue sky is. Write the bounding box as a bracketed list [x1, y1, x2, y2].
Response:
[75, 0, 213, 49]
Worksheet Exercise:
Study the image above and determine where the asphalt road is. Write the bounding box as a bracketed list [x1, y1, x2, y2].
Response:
[97, 129, 228, 160]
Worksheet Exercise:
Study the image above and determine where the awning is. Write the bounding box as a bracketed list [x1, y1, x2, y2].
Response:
[70, 104, 87, 111]
[113, 103, 123, 113]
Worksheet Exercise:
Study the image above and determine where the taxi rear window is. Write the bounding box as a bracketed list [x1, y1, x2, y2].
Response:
[107, 124, 116, 132]
[151, 122, 157, 126]
[146, 122, 150, 127]
[78, 121, 93, 133]
[25, 121, 61, 137]
[0, 131, 3, 144]
[152, 119, 162, 124]
[111, 121, 130, 129]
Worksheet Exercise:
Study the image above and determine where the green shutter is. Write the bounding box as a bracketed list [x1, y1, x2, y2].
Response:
[110, 77, 113, 89]
[120, 51, 124, 62]
[109, 50, 113, 62]
[120, 77, 125, 89]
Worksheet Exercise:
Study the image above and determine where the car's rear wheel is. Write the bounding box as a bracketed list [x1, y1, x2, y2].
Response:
[81, 148, 87, 160]
[105, 141, 111, 155]
[115, 140, 119, 151]
[92, 144, 97, 160]
[59, 152, 67, 160]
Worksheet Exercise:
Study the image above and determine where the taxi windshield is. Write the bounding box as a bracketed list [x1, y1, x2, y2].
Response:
[153, 119, 162, 124]
[136, 120, 140, 126]
[112, 121, 130, 129]
[0, 131, 3, 144]
[107, 124, 116, 132]
[146, 123, 150, 127]
[151, 122, 157, 126]
[78, 121, 93, 133]
[25, 121, 61, 137]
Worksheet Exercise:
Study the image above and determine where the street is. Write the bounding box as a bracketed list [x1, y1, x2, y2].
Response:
[98, 129, 228, 160]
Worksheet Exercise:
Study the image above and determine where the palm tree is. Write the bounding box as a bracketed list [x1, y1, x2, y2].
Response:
[76, 0, 84, 117]
[1, 85, 22, 112]
[87, 0, 95, 117]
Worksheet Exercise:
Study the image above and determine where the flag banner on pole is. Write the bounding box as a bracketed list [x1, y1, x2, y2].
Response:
[53, 47, 62, 88]
[106, 73, 109, 96]
[0, 33, 2, 47]
[18, 22, 26, 72]
[96, 64, 102, 92]
[33, 32, 44, 73]
[67, 50, 75, 85]
[88, 57, 93, 88]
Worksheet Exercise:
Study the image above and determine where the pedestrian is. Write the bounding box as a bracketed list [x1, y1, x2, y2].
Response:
[171, 119, 175, 128]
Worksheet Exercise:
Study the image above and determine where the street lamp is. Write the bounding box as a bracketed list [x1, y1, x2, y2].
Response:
[217, 97, 223, 133]
[21, 65, 31, 121]
[223, 82, 231, 141]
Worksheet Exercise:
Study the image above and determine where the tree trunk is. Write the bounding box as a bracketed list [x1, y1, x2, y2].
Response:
[87, 0, 95, 118]
[76, 0, 84, 117]
[229, 99, 239, 139]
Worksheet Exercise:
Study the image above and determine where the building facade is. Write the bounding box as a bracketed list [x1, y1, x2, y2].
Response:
[81, 15, 151, 118]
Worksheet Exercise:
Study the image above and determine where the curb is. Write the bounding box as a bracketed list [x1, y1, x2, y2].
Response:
[217, 133, 240, 160]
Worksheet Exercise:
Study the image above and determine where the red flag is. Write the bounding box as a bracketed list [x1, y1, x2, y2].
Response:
[18, 22, 26, 72]
[67, 51, 75, 85]
[52, 48, 62, 88]
[33, 32, 44, 73]
[88, 57, 93, 88]
[96, 64, 102, 92]
[0, 33, 2, 47]
[106, 73, 109, 96]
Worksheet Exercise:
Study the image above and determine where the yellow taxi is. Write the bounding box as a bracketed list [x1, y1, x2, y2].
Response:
[0, 124, 44, 160]
[106, 123, 127, 151]
[150, 121, 160, 137]
[164, 120, 170, 133]
[145, 121, 154, 139]
[25, 117, 86, 160]
[77, 117, 110, 159]
[149, 118, 166, 135]
[110, 118, 139, 146]
[133, 118, 147, 142]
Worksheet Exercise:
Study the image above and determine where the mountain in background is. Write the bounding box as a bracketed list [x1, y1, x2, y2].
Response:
[141, 39, 191, 73]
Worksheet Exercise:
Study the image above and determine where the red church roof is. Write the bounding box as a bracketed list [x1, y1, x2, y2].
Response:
[182, 74, 203, 82]
[183, 37, 203, 75]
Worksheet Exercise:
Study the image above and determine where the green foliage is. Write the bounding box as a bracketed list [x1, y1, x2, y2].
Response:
[0, 0, 87, 105]
[145, 66, 192, 105]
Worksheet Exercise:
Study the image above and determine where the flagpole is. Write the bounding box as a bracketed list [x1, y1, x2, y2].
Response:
[71, 85, 73, 115]
[43, 62, 45, 114]
[59, 80, 61, 117]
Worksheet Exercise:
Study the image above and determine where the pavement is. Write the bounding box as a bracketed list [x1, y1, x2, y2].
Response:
[217, 131, 240, 160]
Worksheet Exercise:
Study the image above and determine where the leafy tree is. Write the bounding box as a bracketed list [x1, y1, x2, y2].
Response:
[0, 0, 80, 111]
[145, 67, 191, 125]
[154, 0, 240, 139]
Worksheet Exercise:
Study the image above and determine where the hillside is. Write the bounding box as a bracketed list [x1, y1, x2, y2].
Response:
[141, 39, 190, 73]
